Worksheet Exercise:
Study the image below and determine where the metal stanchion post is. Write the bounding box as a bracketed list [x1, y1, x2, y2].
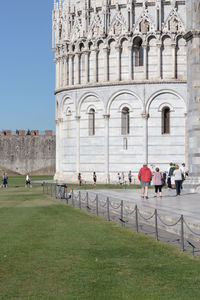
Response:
[86, 192, 89, 211]
[96, 195, 99, 216]
[51, 184, 52, 197]
[47, 183, 48, 195]
[79, 191, 81, 209]
[107, 197, 110, 221]
[43, 182, 45, 193]
[135, 205, 139, 233]
[55, 184, 56, 198]
[181, 215, 184, 252]
[155, 209, 158, 241]
[120, 200, 124, 227]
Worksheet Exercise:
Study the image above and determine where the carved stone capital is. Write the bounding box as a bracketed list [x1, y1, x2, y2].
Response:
[75, 115, 81, 120]
[103, 114, 110, 119]
[141, 112, 149, 120]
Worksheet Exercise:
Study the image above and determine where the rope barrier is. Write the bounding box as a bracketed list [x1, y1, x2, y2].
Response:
[157, 215, 181, 227]
[138, 210, 155, 221]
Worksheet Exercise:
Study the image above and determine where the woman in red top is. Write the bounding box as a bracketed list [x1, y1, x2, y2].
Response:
[138, 164, 152, 199]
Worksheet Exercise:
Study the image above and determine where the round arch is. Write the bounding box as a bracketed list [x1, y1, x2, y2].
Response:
[146, 89, 187, 114]
[78, 92, 105, 116]
[106, 90, 143, 115]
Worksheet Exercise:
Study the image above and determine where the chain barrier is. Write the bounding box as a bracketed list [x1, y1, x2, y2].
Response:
[88, 194, 97, 203]
[183, 219, 200, 236]
[44, 183, 200, 255]
[157, 215, 181, 227]
[124, 206, 136, 215]
[99, 200, 108, 208]
[109, 201, 121, 210]
[138, 210, 155, 221]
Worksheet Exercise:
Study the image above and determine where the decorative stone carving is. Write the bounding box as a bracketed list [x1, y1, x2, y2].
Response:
[88, 12, 104, 39]
[134, 8, 155, 33]
[162, 9, 185, 33]
[109, 11, 127, 36]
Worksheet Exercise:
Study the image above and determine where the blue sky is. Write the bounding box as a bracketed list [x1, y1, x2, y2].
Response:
[0, 1, 55, 132]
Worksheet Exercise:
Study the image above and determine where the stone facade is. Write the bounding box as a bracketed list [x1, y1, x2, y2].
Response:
[184, 0, 200, 192]
[53, 0, 187, 183]
[0, 135, 56, 175]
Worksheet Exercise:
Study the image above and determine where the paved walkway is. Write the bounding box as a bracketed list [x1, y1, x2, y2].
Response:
[88, 188, 200, 223]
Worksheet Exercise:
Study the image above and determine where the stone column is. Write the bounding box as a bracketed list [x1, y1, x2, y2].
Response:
[171, 43, 177, 79]
[184, 0, 200, 192]
[55, 119, 59, 174]
[128, 45, 133, 80]
[141, 112, 149, 164]
[93, 48, 98, 83]
[57, 118, 63, 174]
[103, 46, 109, 82]
[115, 45, 121, 81]
[84, 50, 89, 84]
[59, 58, 63, 88]
[55, 59, 59, 89]
[157, 42, 162, 79]
[75, 52, 80, 85]
[103, 114, 110, 184]
[63, 55, 67, 86]
[75, 116, 81, 174]
[143, 43, 148, 80]
[68, 54, 73, 85]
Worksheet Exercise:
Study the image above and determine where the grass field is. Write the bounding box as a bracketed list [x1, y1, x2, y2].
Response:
[0, 176, 200, 299]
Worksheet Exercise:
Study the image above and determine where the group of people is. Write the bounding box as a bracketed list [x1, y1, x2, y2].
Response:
[78, 172, 97, 186]
[1, 173, 31, 188]
[138, 162, 187, 199]
[116, 171, 133, 185]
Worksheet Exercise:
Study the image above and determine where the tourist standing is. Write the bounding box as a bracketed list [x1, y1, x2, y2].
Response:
[128, 171, 132, 185]
[78, 173, 82, 186]
[2, 172, 8, 188]
[153, 168, 163, 198]
[93, 172, 97, 185]
[138, 164, 152, 199]
[168, 163, 176, 189]
[116, 173, 121, 185]
[173, 165, 183, 196]
[25, 174, 31, 187]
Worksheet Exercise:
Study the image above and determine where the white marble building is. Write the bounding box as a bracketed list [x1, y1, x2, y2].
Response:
[53, 0, 187, 183]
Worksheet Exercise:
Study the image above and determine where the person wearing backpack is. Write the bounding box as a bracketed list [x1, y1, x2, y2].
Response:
[168, 163, 175, 189]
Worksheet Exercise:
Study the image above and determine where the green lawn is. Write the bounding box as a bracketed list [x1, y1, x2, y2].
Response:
[0, 177, 200, 299]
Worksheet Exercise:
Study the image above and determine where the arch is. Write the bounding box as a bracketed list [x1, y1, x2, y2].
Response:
[96, 38, 105, 47]
[106, 90, 143, 114]
[119, 36, 129, 46]
[146, 34, 158, 43]
[78, 92, 104, 115]
[161, 106, 170, 134]
[86, 104, 98, 114]
[121, 107, 130, 135]
[132, 35, 144, 44]
[158, 102, 175, 112]
[88, 108, 96, 136]
[133, 36, 143, 67]
[118, 102, 133, 113]
[146, 89, 187, 113]
[161, 34, 173, 42]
